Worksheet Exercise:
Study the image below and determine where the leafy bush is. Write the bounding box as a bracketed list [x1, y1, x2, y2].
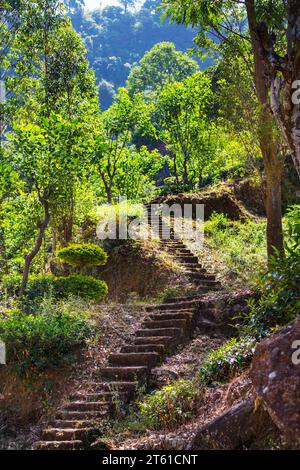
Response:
[57, 243, 108, 268]
[0, 307, 95, 376]
[199, 337, 256, 386]
[55, 274, 108, 301]
[138, 379, 201, 429]
[1, 273, 108, 312]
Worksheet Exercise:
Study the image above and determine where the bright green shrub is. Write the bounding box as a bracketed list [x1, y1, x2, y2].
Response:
[0, 309, 95, 375]
[55, 274, 108, 301]
[138, 379, 201, 429]
[57, 243, 108, 268]
[199, 337, 256, 386]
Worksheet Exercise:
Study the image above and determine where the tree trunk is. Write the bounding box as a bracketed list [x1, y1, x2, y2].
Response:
[20, 200, 50, 296]
[264, 158, 284, 257]
[246, 0, 285, 257]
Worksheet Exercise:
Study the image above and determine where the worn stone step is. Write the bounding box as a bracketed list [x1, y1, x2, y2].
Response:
[143, 319, 187, 329]
[86, 381, 139, 394]
[108, 352, 160, 367]
[65, 401, 109, 412]
[121, 344, 165, 354]
[42, 427, 95, 442]
[50, 419, 92, 429]
[99, 366, 148, 382]
[146, 301, 199, 312]
[135, 327, 183, 337]
[35, 440, 83, 450]
[187, 273, 216, 280]
[56, 410, 108, 421]
[147, 313, 193, 323]
[134, 335, 175, 346]
[177, 255, 199, 263]
[164, 296, 200, 304]
[69, 391, 123, 402]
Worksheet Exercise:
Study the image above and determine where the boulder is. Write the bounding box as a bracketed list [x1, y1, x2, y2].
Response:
[191, 398, 274, 449]
[250, 318, 300, 445]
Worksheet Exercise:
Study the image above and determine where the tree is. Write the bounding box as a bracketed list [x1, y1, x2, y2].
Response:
[93, 88, 156, 202]
[161, 0, 286, 257]
[126, 42, 199, 98]
[120, 0, 135, 14]
[156, 72, 214, 188]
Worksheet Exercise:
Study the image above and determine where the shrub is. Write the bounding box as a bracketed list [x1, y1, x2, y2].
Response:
[241, 205, 300, 338]
[1, 273, 108, 312]
[55, 274, 108, 301]
[199, 337, 256, 386]
[57, 243, 108, 268]
[0, 308, 95, 376]
[138, 379, 201, 429]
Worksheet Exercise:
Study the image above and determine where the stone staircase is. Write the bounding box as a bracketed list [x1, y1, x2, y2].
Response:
[34, 204, 221, 450]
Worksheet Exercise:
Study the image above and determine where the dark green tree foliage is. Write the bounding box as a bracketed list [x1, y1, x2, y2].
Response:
[66, 0, 201, 108]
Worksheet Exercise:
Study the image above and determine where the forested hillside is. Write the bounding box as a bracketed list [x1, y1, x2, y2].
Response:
[1, 0, 300, 459]
[65, 0, 204, 108]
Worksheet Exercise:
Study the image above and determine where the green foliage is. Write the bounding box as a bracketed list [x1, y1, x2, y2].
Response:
[0, 304, 94, 376]
[204, 212, 267, 282]
[241, 206, 300, 338]
[199, 337, 256, 386]
[138, 379, 201, 429]
[57, 243, 108, 268]
[55, 274, 108, 301]
[1, 273, 108, 310]
[127, 42, 199, 99]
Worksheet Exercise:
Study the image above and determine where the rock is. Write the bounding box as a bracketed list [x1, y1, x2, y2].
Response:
[250, 318, 300, 445]
[190, 398, 275, 449]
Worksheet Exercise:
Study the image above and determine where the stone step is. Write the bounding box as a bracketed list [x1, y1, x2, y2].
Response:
[134, 335, 176, 346]
[56, 410, 108, 421]
[42, 427, 95, 442]
[186, 273, 216, 281]
[35, 440, 83, 450]
[135, 327, 183, 337]
[99, 366, 148, 382]
[164, 296, 200, 304]
[177, 255, 199, 263]
[69, 392, 124, 402]
[50, 419, 92, 429]
[146, 301, 199, 312]
[148, 312, 193, 321]
[121, 344, 165, 354]
[108, 352, 160, 367]
[143, 319, 187, 329]
[65, 401, 110, 412]
[86, 381, 139, 394]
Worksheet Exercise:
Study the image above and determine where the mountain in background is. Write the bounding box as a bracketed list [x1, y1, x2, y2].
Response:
[65, 0, 206, 108]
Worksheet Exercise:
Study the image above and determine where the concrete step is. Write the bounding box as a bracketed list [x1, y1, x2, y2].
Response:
[35, 440, 83, 450]
[99, 366, 148, 382]
[121, 344, 165, 354]
[108, 352, 160, 367]
[135, 327, 183, 337]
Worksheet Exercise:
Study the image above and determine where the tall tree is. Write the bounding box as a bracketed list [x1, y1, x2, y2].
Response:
[161, 0, 286, 257]
[126, 41, 199, 98]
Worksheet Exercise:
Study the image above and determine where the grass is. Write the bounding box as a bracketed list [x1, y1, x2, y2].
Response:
[202, 212, 267, 287]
